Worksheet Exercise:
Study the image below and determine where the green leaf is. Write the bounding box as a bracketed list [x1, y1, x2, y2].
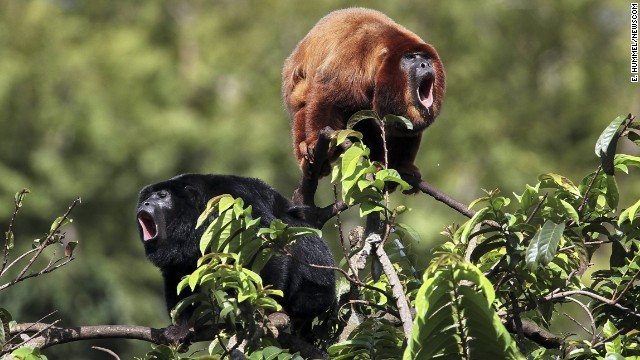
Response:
[335, 129, 363, 145]
[526, 221, 565, 270]
[596, 116, 626, 175]
[329, 319, 404, 359]
[405, 260, 523, 360]
[346, 110, 380, 129]
[460, 207, 490, 244]
[359, 200, 384, 217]
[340, 145, 365, 181]
[603, 319, 618, 338]
[614, 154, 640, 169]
[595, 115, 626, 157]
[605, 175, 619, 210]
[14, 189, 30, 208]
[200, 210, 232, 255]
[538, 173, 580, 196]
[285, 226, 322, 238]
[395, 223, 421, 244]
[188, 266, 206, 291]
[375, 168, 410, 190]
[197, 194, 231, 228]
[559, 199, 579, 224]
[618, 199, 640, 226]
[5, 230, 14, 250]
[382, 114, 414, 130]
[50, 216, 71, 232]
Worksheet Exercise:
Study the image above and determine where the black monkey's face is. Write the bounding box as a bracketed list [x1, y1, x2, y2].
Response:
[136, 181, 204, 269]
[401, 53, 436, 115]
[137, 189, 172, 243]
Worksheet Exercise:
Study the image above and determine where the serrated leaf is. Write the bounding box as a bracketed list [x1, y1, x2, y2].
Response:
[346, 110, 380, 129]
[526, 221, 565, 270]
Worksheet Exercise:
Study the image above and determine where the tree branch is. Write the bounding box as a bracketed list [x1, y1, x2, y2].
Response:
[403, 176, 476, 219]
[9, 323, 171, 350]
[501, 318, 564, 349]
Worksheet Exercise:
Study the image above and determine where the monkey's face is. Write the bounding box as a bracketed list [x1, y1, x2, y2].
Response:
[401, 53, 436, 115]
[136, 181, 203, 269]
[137, 189, 171, 244]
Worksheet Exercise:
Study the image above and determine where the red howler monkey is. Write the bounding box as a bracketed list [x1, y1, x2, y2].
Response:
[282, 7, 445, 180]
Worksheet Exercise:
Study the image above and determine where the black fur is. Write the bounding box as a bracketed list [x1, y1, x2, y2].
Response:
[136, 174, 335, 334]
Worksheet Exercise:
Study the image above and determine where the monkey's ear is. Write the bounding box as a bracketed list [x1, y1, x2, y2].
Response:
[184, 185, 200, 202]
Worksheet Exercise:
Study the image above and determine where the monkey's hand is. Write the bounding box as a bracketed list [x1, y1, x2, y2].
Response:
[299, 138, 332, 177]
[396, 163, 422, 195]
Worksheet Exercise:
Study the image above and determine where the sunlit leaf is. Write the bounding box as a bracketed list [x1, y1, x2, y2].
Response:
[595, 115, 626, 157]
[526, 221, 565, 270]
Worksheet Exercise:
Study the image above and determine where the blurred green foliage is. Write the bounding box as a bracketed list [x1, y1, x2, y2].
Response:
[0, 0, 636, 358]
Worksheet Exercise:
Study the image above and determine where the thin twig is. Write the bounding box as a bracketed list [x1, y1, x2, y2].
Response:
[612, 267, 640, 303]
[545, 290, 640, 318]
[0, 248, 38, 277]
[1, 189, 29, 275]
[4, 311, 58, 350]
[16, 198, 80, 282]
[348, 300, 401, 319]
[92, 347, 121, 360]
[577, 166, 601, 215]
[592, 328, 624, 350]
[565, 296, 596, 343]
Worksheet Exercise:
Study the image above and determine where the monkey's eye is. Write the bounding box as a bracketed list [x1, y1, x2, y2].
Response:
[157, 190, 169, 198]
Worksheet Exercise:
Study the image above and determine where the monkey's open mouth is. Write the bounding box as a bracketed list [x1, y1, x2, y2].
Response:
[418, 75, 434, 111]
[137, 211, 158, 241]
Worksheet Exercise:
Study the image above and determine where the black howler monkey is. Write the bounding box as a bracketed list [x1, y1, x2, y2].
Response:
[136, 174, 335, 341]
[282, 7, 446, 179]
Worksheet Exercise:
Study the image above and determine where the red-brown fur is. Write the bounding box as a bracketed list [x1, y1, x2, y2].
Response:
[282, 8, 445, 179]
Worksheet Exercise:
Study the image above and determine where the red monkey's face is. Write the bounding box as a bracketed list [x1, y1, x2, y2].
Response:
[401, 53, 436, 116]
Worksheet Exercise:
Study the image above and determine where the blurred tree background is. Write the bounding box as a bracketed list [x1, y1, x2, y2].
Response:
[0, 0, 636, 358]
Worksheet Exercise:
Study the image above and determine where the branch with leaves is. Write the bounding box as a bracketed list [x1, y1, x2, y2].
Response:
[3, 113, 640, 360]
